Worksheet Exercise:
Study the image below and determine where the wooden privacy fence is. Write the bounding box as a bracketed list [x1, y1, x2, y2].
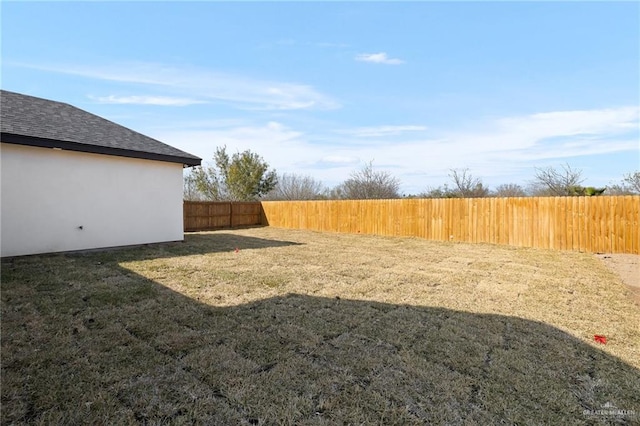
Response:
[261, 196, 640, 254]
[183, 201, 263, 231]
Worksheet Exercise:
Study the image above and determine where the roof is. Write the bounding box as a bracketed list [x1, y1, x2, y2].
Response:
[0, 90, 201, 167]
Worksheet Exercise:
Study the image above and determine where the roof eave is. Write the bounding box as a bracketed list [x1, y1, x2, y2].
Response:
[1, 133, 202, 167]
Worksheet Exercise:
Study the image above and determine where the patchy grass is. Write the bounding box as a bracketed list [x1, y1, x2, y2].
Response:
[2, 227, 639, 425]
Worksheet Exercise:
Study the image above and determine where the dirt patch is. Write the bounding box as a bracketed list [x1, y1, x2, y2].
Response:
[595, 253, 640, 306]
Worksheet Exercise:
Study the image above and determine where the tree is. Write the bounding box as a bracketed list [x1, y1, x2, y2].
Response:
[193, 146, 277, 201]
[492, 183, 527, 197]
[530, 163, 609, 196]
[263, 173, 327, 200]
[607, 171, 640, 195]
[418, 186, 452, 199]
[623, 171, 640, 193]
[530, 163, 584, 196]
[191, 164, 225, 201]
[334, 161, 401, 199]
[419, 169, 489, 198]
[417, 185, 456, 199]
[183, 172, 205, 201]
[449, 168, 490, 198]
[575, 186, 606, 196]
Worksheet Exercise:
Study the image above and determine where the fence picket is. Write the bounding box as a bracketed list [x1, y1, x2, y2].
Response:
[257, 196, 639, 254]
[184, 197, 639, 254]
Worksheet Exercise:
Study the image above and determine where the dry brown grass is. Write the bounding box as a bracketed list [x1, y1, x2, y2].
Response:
[2, 227, 639, 425]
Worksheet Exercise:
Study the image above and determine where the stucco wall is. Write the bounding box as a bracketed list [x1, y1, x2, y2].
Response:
[1, 143, 184, 257]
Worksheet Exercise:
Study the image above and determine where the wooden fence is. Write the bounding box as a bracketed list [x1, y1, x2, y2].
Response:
[261, 196, 640, 254]
[183, 201, 263, 231]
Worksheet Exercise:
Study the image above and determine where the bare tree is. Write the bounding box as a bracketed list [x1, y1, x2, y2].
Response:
[531, 163, 584, 196]
[449, 169, 490, 198]
[334, 161, 401, 199]
[263, 173, 327, 200]
[417, 169, 488, 198]
[607, 171, 640, 195]
[621, 171, 640, 193]
[492, 183, 527, 197]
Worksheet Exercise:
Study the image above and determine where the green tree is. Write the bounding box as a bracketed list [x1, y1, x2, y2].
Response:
[193, 146, 277, 201]
[567, 185, 606, 196]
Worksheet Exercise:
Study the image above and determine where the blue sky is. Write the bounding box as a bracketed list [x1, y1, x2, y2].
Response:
[2, 1, 639, 194]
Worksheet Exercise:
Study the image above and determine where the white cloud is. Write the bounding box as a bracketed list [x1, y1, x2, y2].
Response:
[355, 52, 405, 65]
[165, 106, 638, 192]
[20, 61, 340, 111]
[495, 107, 639, 139]
[133, 100, 640, 193]
[157, 121, 364, 187]
[157, 121, 309, 166]
[319, 155, 360, 165]
[339, 125, 427, 138]
[90, 95, 206, 106]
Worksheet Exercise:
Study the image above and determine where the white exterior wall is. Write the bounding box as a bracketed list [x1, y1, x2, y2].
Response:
[1, 143, 184, 257]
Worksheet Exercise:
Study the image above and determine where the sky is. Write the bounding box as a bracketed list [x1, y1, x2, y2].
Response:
[2, 1, 639, 195]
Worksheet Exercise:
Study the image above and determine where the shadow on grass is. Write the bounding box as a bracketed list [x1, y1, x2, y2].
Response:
[1, 243, 639, 425]
[75, 231, 304, 263]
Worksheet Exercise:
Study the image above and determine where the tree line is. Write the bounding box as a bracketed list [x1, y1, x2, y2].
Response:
[184, 146, 640, 201]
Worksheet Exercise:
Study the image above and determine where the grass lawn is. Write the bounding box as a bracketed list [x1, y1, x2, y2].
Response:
[2, 227, 639, 425]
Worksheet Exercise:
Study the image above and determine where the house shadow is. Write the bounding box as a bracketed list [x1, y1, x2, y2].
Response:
[1, 246, 639, 425]
[80, 232, 304, 263]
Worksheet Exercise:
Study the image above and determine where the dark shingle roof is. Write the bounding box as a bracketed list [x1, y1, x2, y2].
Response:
[0, 90, 201, 166]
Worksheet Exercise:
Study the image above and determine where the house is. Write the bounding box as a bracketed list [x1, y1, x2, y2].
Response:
[0, 90, 201, 257]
